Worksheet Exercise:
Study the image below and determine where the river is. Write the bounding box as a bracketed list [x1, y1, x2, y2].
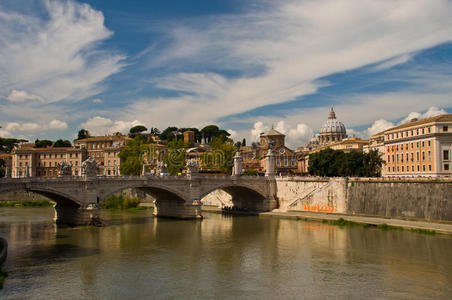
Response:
[0, 207, 451, 299]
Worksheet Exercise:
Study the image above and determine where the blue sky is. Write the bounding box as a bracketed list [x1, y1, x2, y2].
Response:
[0, 0, 451, 147]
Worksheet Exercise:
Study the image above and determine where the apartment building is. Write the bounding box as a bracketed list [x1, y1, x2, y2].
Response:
[382, 114, 452, 177]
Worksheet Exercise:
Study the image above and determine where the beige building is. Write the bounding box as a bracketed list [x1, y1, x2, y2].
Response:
[12, 133, 132, 178]
[378, 114, 452, 177]
[11, 144, 88, 178]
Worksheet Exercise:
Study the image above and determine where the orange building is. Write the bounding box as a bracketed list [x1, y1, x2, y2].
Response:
[382, 114, 452, 177]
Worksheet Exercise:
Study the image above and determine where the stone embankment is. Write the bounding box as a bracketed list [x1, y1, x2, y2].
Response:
[275, 177, 452, 222]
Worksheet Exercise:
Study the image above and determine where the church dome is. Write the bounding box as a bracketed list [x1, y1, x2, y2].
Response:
[320, 107, 346, 134]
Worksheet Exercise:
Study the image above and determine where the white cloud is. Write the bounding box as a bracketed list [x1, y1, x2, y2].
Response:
[367, 119, 395, 137]
[398, 106, 447, 124]
[6, 90, 44, 102]
[373, 53, 413, 71]
[4, 122, 40, 132]
[129, 0, 452, 128]
[48, 119, 68, 130]
[249, 120, 313, 148]
[92, 98, 103, 103]
[250, 121, 268, 142]
[227, 129, 237, 140]
[81, 116, 144, 135]
[0, 0, 125, 103]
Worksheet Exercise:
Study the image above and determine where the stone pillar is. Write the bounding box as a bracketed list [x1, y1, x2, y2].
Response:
[53, 203, 100, 226]
[5, 167, 11, 178]
[232, 151, 242, 177]
[265, 149, 276, 177]
[153, 200, 202, 219]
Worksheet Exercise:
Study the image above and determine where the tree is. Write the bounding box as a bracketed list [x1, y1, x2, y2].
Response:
[119, 137, 149, 175]
[77, 129, 91, 140]
[53, 139, 72, 147]
[201, 136, 235, 174]
[0, 158, 5, 178]
[159, 126, 179, 142]
[163, 139, 187, 175]
[308, 148, 384, 177]
[200, 125, 230, 143]
[34, 139, 53, 148]
[0, 138, 27, 153]
[129, 125, 148, 134]
[242, 138, 246, 147]
[150, 127, 161, 135]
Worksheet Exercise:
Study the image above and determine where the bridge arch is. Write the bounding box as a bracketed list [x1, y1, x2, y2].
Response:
[0, 184, 81, 207]
[199, 183, 268, 211]
[99, 182, 188, 204]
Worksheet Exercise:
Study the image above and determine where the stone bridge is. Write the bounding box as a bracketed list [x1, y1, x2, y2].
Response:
[0, 175, 277, 225]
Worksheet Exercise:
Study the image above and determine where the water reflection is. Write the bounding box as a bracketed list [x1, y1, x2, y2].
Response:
[0, 208, 451, 299]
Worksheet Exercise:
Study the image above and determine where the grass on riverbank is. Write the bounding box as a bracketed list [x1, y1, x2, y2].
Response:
[0, 200, 53, 207]
[323, 218, 436, 235]
[100, 195, 141, 209]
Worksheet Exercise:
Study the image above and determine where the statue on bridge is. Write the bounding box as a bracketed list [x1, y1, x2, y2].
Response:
[57, 161, 73, 177]
[81, 156, 98, 178]
[186, 159, 199, 178]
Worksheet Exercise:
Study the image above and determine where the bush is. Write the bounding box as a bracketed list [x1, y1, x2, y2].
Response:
[101, 195, 140, 209]
[243, 169, 258, 176]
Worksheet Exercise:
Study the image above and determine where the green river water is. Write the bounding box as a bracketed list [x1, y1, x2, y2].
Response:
[0, 207, 451, 299]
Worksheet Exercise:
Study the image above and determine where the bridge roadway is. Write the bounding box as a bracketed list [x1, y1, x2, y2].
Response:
[0, 175, 277, 225]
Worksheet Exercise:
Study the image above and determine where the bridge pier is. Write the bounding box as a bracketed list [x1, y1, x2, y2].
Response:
[54, 203, 100, 226]
[153, 200, 202, 219]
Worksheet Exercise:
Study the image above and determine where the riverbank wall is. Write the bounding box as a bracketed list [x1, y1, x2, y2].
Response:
[276, 177, 452, 222]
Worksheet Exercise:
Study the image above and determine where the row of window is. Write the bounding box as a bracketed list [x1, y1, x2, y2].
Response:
[388, 165, 432, 173]
[18, 153, 80, 159]
[276, 158, 297, 167]
[387, 151, 432, 164]
[385, 125, 449, 141]
[387, 140, 431, 152]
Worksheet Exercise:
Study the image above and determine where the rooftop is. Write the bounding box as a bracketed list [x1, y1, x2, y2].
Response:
[376, 114, 452, 135]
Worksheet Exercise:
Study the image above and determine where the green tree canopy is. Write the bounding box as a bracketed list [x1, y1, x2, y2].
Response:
[34, 139, 53, 148]
[160, 127, 180, 142]
[129, 125, 148, 134]
[77, 129, 91, 140]
[53, 139, 72, 147]
[163, 139, 187, 175]
[201, 136, 235, 174]
[308, 148, 384, 177]
[118, 137, 149, 175]
[0, 138, 27, 153]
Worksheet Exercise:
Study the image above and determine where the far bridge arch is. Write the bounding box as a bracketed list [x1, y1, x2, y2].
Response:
[0, 183, 85, 225]
[200, 183, 268, 212]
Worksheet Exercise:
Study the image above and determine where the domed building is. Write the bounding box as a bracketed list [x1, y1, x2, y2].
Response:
[318, 107, 347, 145]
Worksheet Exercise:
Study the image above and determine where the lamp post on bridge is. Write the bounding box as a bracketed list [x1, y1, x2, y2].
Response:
[232, 147, 242, 177]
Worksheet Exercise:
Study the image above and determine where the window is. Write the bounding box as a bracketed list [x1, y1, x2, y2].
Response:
[388, 167, 390, 172]
[428, 127, 431, 133]
[428, 140, 431, 147]
[392, 167, 395, 172]
[75, 161, 78, 166]
[401, 144, 403, 151]
[20, 154, 22, 159]
[411, 153, 414, 162]
[423, 165, 426, 172]
[75, 153, 78, 158]
[70, 153, 73, 158]
[43, 162, 46, 166]
[397, 154, 399, 163]
[411, 143, 414, 149]
[392, 154, 394, 162]
[417, 165, 420, 172]
[44, 154, 46, 159]
[416, 129, 419, 135]
[443, 126, 448, 132]
[402, 166, 404, 172]
[54, 162, 57, 167]
[445, 164, 450, 171]
[416, 152, 419, 161]
[416, 142, 419, 148]
[412, 166, 415, 172]
[19, 162, 22, 166]
[443, 150, 450, 161]
[428, 151, 431, 161]
[422, 128, 424, 134]
[422, 141, 424, 147]
[276, 159, 280, 166]
[428, 165, 432, 171]
[422, 151, 425, 161]
[387, 155, 390, 163]
[406, 153, 409, 161]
